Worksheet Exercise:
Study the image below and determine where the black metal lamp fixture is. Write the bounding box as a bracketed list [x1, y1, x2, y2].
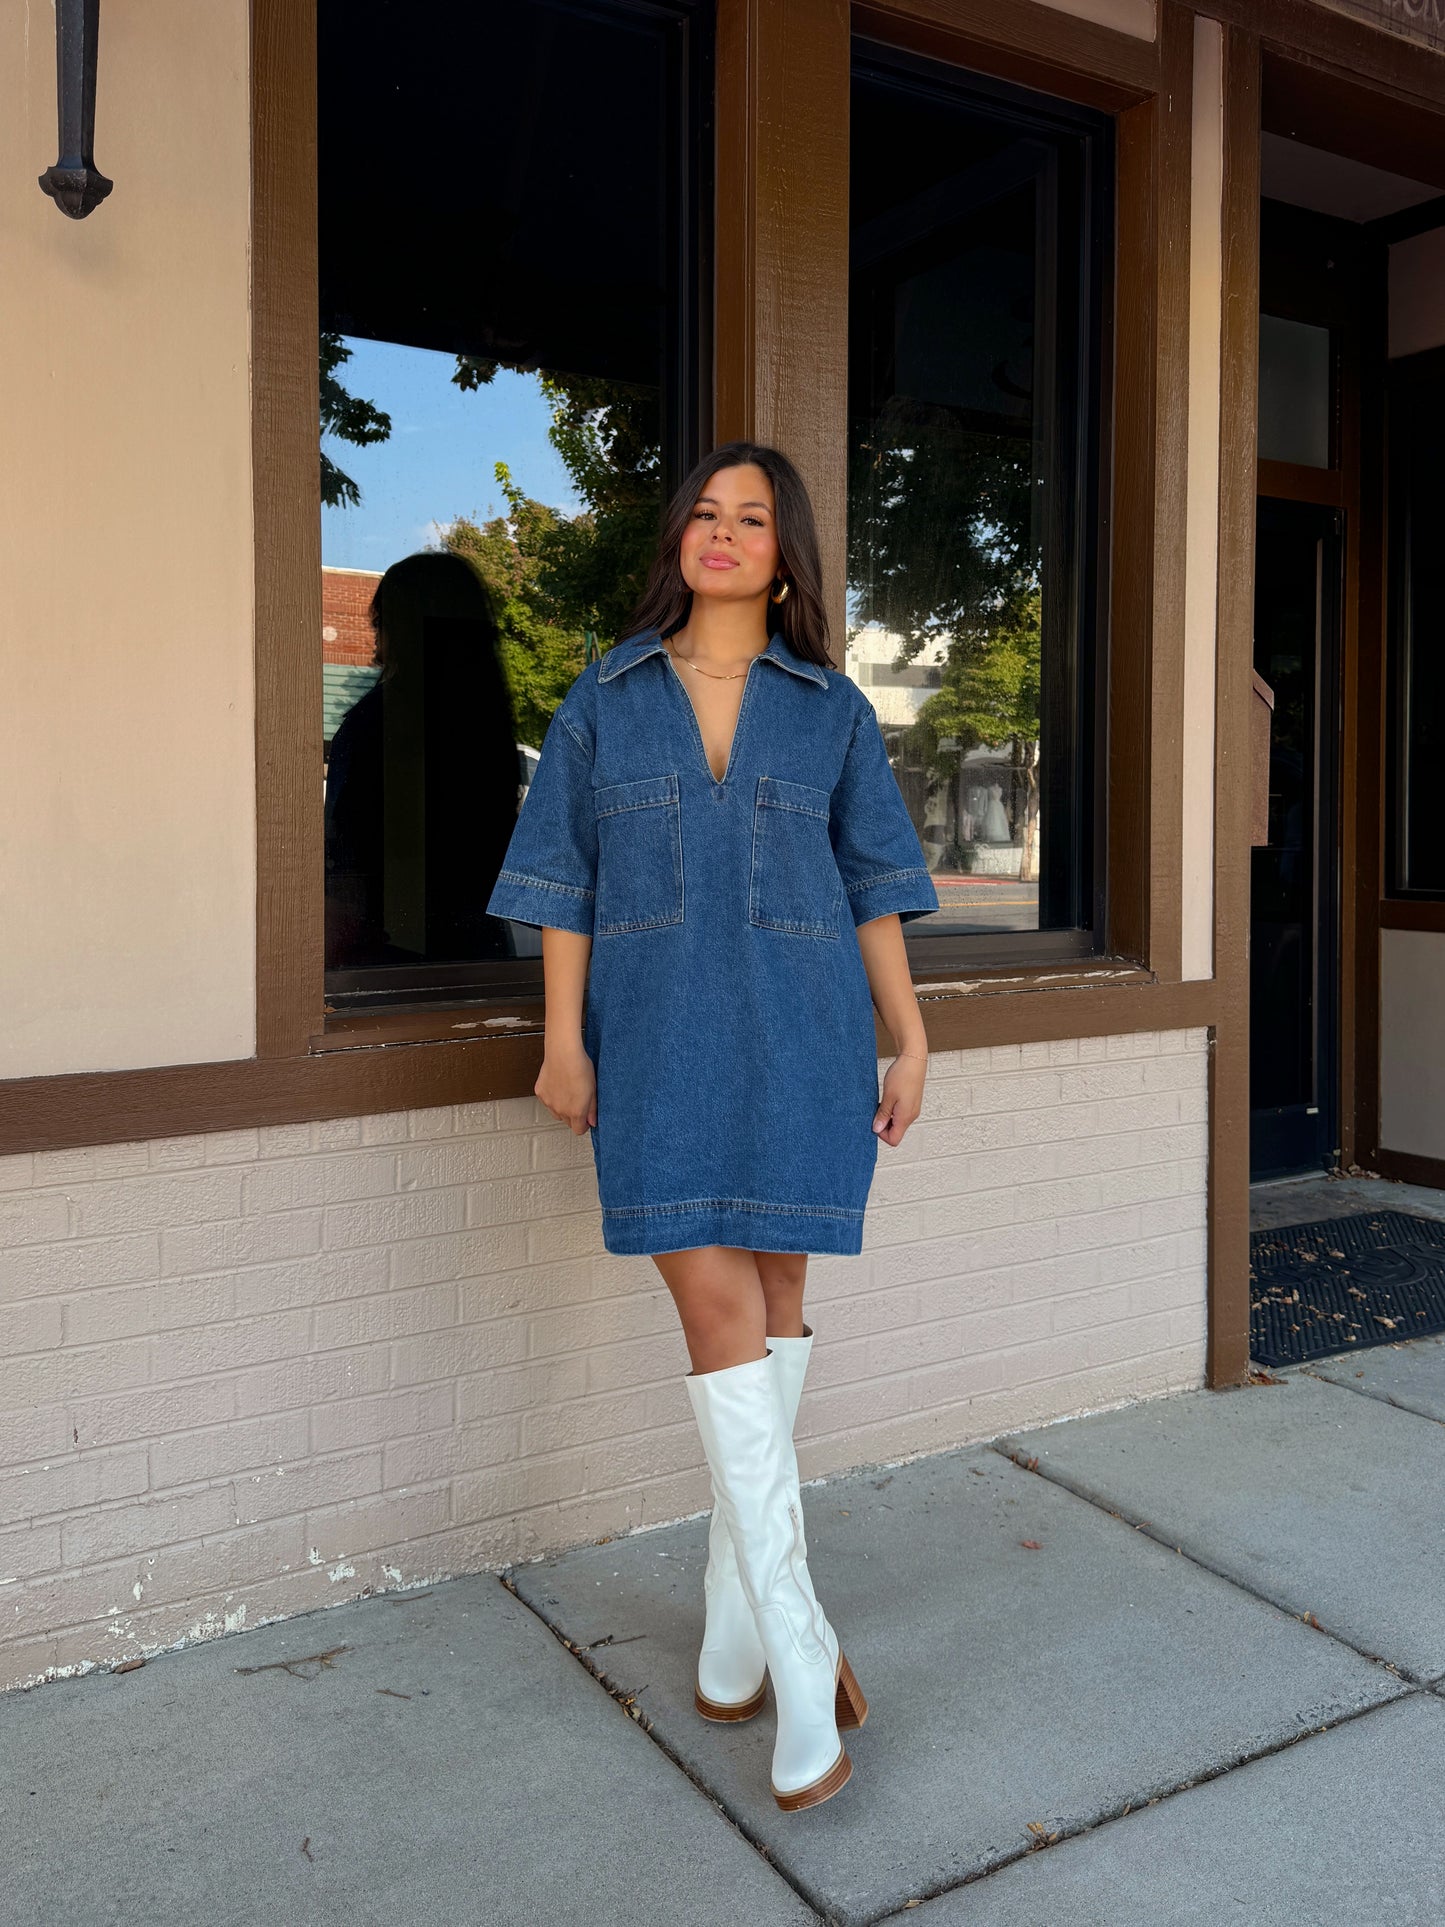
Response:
[38, 0, 112, 218]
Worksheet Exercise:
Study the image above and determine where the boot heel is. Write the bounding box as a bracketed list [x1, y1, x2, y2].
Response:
[773, 1745, 852, 1812]
[835, 1651, 868, 1729]
[695, 1681, 766, 1723]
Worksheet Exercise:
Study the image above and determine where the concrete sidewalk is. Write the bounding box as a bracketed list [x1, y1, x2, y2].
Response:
[5, 1332, 1445, 1924]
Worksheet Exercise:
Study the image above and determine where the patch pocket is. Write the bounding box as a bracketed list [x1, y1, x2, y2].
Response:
[749, 776, 842, 939]
[594, 773, 684, 935]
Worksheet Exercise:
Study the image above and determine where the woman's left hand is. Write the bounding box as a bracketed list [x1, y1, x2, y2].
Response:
[873, 1053, 927, 1146]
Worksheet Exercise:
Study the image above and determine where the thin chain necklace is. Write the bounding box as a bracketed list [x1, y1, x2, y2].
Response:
[665, 635, 765, 681]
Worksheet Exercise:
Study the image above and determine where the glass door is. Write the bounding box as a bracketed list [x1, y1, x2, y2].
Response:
[1249, 496, 1342, 1178]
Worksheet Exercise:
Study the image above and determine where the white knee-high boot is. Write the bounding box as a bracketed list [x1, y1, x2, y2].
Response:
[684, 1350, 868, 1812]
[694, 1327, 815, 1721]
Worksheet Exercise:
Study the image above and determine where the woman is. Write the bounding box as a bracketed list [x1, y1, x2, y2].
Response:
[485, 440, 938, 1811]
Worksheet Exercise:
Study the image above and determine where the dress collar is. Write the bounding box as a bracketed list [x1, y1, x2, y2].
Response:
[597, 626, 828, 687]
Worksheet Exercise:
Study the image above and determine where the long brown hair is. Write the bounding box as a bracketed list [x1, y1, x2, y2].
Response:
[617, 441, 832, 669]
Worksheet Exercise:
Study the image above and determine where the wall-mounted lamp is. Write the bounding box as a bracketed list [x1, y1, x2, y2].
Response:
[38, 0, 112, 218]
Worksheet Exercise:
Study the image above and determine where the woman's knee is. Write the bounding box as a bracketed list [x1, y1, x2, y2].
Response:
[656, 1248, 763, 1334]
[755, 1251, 807, 1331]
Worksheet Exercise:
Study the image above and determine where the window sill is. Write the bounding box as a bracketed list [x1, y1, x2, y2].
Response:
[1379, 899, 1445, 933]
[912, 958, 1155, 1003]
[314, 1001, 546, 1052]
[314, 956, 1157, 1053]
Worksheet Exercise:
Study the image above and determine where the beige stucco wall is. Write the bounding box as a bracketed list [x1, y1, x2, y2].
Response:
[1380, 931, 1445, 1163]
[0, 0, 256, 1079]
[0, 1032, 1208, 1691]
[1380, 241, 1445, 1166]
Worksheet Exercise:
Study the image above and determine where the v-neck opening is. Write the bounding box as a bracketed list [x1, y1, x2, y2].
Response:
[664, 648, 764, 788]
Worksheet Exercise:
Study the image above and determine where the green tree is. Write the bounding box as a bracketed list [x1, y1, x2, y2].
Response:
[441, 473, 591, 749]
[847, 400, 1034, 657]
[319, 332, 392, 509]
[451, 358, 661, 641]
[887, 577, 1042, 882]
[848, 395, 1045, 880]
[322, 335, 666, 733]
[442, 358, 663, 732]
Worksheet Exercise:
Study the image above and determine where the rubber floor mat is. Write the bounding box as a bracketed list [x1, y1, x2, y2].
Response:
[1250, 1210, 1445, 1367]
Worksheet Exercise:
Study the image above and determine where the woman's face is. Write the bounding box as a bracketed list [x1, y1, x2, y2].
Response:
[677, 462, 783, 612]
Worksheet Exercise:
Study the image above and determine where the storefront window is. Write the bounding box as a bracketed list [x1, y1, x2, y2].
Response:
[847, 47, 1110, 941]
[317, 0, 711, 1013]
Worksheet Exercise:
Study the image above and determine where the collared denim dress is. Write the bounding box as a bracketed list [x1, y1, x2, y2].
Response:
[485, 626, 939, 1256]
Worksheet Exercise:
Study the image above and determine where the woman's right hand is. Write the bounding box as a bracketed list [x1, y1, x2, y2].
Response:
[536, 1040, 597, 1135]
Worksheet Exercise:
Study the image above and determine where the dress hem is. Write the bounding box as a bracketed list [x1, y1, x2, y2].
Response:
[600, 1198, 865, 1257]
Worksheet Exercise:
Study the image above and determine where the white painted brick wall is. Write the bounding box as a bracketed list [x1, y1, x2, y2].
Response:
[0, 1027, 1209, 1689]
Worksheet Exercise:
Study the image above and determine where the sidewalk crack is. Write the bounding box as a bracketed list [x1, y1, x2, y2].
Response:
[498, 1573, 828, 1925]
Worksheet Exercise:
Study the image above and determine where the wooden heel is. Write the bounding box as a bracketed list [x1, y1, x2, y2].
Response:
[695, 1680, 766, 1722]
[772, 1745, 852, 1812]
[835, 1651, 868, 1729]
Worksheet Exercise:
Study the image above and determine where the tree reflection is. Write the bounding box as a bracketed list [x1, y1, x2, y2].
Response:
[849, 401, 1043, 882]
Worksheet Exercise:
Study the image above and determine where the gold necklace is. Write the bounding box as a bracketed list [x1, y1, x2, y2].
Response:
[665, 638, 765, 681]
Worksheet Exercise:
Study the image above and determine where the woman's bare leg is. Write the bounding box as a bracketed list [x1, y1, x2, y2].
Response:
[755, 1251, 808, 1338]
[652, 1245, 767, 1374]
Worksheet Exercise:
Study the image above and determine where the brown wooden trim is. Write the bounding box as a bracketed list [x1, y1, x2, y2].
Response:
[914, 960, 1155, 997]
[851, 0, 1160, 110]
[313, 1003, 561, 1052]
[1208, 20, 1262, 1391]
[252, 0, 323, 1058]
[1256, 458, 1343, 507]
[1107, 95, 1153, 967]
[715, 0, 851, 654]
[1261, 45, 1445, 186]
[1194, 0, 1445, 112]
[0, 975, 1222, 1159]
[1380, 899, 1445, 933]
[711, 0, 755, 456]
[1102, 6, 1191, 975]
[1372, 1146, 1445, 1191]
[913, 974, 1214, 1046]
[1147, 2, 1193, 985]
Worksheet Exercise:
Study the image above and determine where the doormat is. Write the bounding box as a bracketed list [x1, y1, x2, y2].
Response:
[1250, 1210, 1445, 1367]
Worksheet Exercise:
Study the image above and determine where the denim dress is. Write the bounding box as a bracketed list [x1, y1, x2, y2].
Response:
[485, 627, 939, 1256]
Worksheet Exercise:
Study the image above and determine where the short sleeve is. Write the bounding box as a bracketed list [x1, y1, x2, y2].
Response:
[485, 700, 597, 937]
[829, 699, 940, 928]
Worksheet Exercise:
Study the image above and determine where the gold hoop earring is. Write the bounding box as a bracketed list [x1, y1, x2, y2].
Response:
[769, 577, 791, 605]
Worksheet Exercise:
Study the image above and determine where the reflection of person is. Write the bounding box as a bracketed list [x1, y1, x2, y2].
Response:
[982, 782, 1011, 843]
[324, 550, 517, 971]
[485, 440, 940, 1814]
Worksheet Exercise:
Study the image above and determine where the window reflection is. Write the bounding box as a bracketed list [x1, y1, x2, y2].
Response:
[316, 0, 707, 1012]
[324, 552, 517, 973]
[848, 52, 1107, 937]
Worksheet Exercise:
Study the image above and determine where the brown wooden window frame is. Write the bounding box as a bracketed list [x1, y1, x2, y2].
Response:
[260, 0, 1201, 1056]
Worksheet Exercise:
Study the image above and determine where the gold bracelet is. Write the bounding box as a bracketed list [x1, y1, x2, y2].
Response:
[894, 1050, 928, 1061]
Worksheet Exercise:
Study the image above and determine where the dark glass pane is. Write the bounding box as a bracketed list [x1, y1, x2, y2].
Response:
[317, 0, 709, 1012]
[1249, 498, 1342, 1179]
[1388, 350, 1445, 898]
[848, 50, 1108, 937]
